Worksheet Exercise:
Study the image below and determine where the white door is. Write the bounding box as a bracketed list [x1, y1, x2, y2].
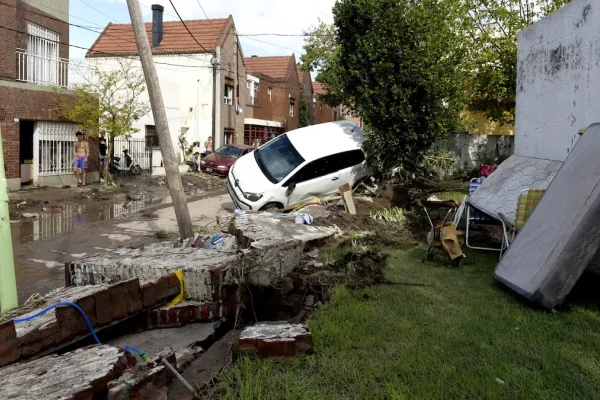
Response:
[285, 154, 342, 206]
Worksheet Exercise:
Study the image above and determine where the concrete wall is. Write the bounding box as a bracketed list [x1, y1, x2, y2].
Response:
[442, 133, 514, 170]
[516, 0, 598, 161]
[20, 0, 68, 22]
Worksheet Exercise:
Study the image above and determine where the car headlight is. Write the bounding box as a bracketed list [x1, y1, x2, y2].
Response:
[217, 165, 227, 169]
[200, 161, 206, 165]
[243, 192, 263, 202]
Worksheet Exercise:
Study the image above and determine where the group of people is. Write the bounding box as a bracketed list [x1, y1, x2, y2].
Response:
[187, 136, 213, 172]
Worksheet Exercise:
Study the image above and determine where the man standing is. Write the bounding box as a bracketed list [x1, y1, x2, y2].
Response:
[73, 131, 89, 187]
[99, 134, 107, 182]
[204, 136, 213, 155]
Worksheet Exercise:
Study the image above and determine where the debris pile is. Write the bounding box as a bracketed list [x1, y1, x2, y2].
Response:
[237, 323, 312, 359]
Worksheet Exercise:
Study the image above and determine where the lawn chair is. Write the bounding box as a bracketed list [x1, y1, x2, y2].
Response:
[498, 188, 545, 257]
[465, 177, 508, 257]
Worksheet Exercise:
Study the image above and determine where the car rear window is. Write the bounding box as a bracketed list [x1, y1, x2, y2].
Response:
[216, 146, 243, 158]
[254, 135, 305, 183]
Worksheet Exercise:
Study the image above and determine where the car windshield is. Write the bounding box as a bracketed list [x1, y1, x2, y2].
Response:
[254, 135, 305, 183]
[215, 146, 243, 158]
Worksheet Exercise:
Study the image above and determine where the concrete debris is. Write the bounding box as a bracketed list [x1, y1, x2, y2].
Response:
[107, 365, 168, 400]
[238, 323, 312, 359]
[21, 213, 39, 218]
[0, 345, 130, 400]
[68, 240, 238, 301]
[3, 276, 180, 366]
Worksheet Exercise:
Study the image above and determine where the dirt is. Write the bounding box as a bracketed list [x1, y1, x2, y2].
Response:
[7, 173, 226, 221]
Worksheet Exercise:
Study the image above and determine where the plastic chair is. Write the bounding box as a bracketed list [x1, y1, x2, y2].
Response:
[498, 188, 545, 257]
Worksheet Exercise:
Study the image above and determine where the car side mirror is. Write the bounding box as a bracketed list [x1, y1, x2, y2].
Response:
[286, 183, 296, 197]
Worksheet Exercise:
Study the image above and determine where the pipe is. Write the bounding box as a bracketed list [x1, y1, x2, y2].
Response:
[162, 358, 201, 399]
[151, 4, 164, 48]
[0, 118, 18, 313]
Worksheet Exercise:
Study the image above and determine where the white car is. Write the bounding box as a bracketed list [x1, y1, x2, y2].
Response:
[227, 121, 370, 211]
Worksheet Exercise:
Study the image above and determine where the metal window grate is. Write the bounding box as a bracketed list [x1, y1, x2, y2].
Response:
[37, 122, 78, 176]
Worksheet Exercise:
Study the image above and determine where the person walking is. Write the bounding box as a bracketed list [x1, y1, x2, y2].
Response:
[99, 134, 107, 182]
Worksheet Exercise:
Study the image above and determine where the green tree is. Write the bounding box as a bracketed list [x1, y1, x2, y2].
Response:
[331, 0, 470, 173]
[460, 0, 571, 124]
[57, 60, 150, 185]
[298, 91, 310, 128]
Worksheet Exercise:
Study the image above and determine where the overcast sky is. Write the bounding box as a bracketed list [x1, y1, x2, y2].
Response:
[69, 0, 336, 60]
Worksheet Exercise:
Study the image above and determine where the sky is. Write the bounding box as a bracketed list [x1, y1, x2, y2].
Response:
[68, 0, 336, 61]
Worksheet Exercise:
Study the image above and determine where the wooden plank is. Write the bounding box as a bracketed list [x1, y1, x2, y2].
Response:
[339, 184, 356, 215]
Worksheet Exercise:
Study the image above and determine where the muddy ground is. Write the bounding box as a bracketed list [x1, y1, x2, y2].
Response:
[8, 173, 226, 221]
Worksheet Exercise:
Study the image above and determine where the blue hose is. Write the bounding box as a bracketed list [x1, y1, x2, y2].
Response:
[13, 301, 101, 345]
[12, 301, 149, 362]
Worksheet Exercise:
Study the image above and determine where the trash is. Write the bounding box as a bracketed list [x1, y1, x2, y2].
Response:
[234, 209, 246, 215]
[495, 378, 505, 385]
[295, 214, 314, 225]
[22, 213, 39, 218]
[201, 234, 224, 249]
[16, 201, 26, 208]
[307, 249, 319, 258]
[305, 295, 315, 307]
[166, 269, 185, 307]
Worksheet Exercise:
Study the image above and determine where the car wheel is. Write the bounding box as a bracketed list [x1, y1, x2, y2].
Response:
[260, 202, 284, 211]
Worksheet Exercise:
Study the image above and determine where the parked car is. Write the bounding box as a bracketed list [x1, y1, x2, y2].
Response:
[227, 121, 369, 211]
[200, 144, 255, 177]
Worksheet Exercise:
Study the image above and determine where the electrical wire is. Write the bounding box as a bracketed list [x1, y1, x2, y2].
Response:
[168, 0, 210, 53]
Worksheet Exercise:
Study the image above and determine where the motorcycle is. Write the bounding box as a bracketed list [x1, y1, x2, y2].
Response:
[110, 149, 141, 175]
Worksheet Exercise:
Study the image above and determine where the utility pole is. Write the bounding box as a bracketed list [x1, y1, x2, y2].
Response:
[211, 54, 218, 146]
[126, 0, 194, 239]
[0, 111, 18, 312]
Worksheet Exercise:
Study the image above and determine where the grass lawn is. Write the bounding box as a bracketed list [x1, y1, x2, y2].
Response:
[217, 244, 600, 400]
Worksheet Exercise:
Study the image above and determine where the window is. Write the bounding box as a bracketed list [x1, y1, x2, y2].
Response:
[223, 129, 235, 145]
[336, 150, 366, 170]
[246, 81, 251, 89]
[37, 122, 77, 176]
[268, 88, 272, 102]
[254, 135, 305, 183]
[255, 82, 260, 92]
[145, 125, 159, 149]
[289, 151, 365, 185]
[224, 84, 234, 105]
[289, 102, 295, 117]
[25, 22, 60, 86]
[216, 145, 243, 158]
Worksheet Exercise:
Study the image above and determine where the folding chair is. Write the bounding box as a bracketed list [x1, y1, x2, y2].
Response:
[498, 188, 545, 257]
[465, 177, 508, 257]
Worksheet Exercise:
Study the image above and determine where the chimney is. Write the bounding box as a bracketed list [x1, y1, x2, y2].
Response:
[151, 4, 164, 48]
[251, 55, 258, 57]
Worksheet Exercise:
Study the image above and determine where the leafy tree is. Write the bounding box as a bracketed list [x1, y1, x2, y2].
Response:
[298, 91, 310, 128]
[57, 60, 150, 184]
[330, 0, 470, 173]
[460, 0, 571, 124]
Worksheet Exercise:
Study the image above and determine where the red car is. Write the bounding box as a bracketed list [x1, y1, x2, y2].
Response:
[200, 144, 255, 177]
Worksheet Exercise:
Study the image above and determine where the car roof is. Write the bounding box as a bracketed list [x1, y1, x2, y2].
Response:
[286, 121, 365, 162]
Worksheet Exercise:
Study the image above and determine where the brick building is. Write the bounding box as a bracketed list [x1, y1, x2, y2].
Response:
[312, 81, 341, 125]
[0, 0, 98, 190]
[243, 55, 301, 145]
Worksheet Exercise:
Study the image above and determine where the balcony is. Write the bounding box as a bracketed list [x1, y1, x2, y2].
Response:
[16, 48, 69, 89]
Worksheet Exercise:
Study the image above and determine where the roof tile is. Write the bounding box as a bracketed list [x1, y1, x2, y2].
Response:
[244, 56, 294, 81]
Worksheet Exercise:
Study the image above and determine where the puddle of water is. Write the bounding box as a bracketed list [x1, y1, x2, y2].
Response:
[10, 196, 169, 245]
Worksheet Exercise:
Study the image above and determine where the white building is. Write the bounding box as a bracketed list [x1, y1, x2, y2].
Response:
[85, 10, 248, 166]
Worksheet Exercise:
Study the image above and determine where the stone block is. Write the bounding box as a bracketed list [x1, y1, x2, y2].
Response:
[237, 323, 312, 359]
[109, 281, 129, 320]
[94, 288, 112, 326]
[124, 278, 143, 315]
[0, 321, 20, 368]
[141, 281, 157, 309]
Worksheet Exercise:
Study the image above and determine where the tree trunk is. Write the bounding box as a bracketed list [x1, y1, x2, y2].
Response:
[103, 135, 115, 186]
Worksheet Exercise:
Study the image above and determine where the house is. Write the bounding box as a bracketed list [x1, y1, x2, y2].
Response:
[0, 0, 99, 190]
[86, 9, 248, 165]
[312, 82, 340, 125]
[243, 55, 301, 145]
[297, 64, 313, 125]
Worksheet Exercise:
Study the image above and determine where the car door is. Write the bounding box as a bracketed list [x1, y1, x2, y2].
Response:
[337, 150, 367, 186]
[285, 154, 341, 206]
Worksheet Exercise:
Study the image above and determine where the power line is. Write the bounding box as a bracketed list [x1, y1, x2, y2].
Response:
[78, 0, 119, 23]
[168, 0, 210, 53]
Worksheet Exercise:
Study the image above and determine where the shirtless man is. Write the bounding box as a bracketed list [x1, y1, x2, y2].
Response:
[204, 136, 213, 155]
[73, 131, 89, 187]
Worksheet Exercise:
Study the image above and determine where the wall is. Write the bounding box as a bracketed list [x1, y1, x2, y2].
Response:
[441, 133, 515, 170]
[516, 0, 598, 161]
[313, 98, 340, 125]
[20, 0, 68, 22]
[461, 110, 514, 135]
[0, 82, 88, 190]
[219, 25, 248, 145]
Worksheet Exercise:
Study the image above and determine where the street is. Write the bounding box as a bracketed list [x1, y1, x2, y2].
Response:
[11, 191, 233, 303]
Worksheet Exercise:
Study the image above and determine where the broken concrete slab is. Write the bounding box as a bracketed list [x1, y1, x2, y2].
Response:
[231, 214, 337, 286]
[495, 123, 600, 309]
[0, 345, 129, 399]
[237, 323, 312, 359]
[108, 322, 216, 361]
[68, 240, 239, 301]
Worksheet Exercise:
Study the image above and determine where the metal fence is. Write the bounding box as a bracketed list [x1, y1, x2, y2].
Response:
[112, 137, 153, 174]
